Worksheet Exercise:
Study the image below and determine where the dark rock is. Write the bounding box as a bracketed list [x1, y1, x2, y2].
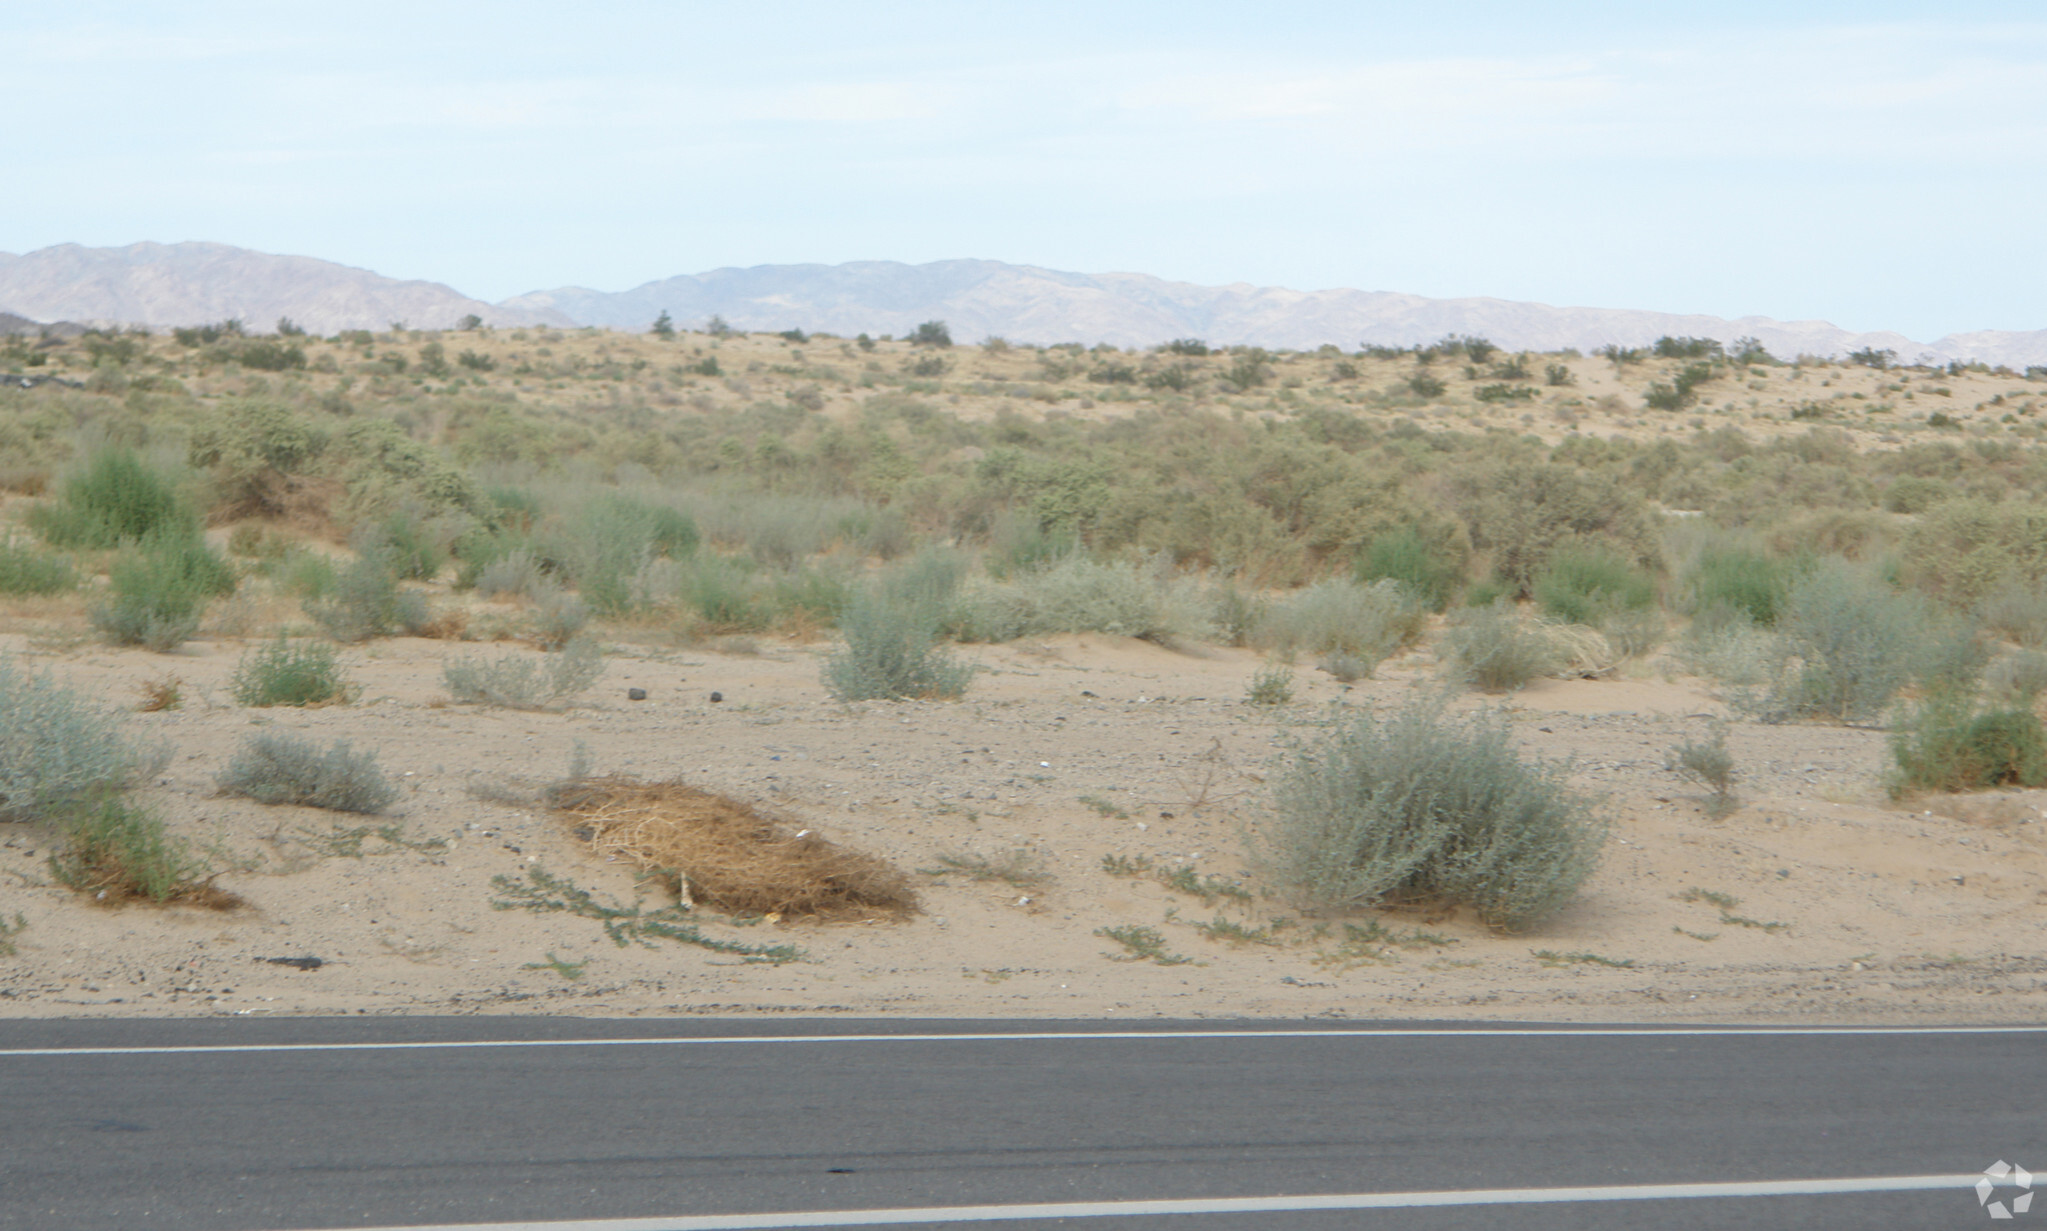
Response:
[627, 687, 647, 701]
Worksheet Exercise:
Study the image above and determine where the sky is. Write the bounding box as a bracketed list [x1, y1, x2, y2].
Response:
[5, 2, 2045, 341]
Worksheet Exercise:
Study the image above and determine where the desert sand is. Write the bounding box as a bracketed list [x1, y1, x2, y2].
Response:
[3, 627, 2042, 1025]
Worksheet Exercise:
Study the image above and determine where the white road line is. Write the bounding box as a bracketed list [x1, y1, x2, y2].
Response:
[3, 1025, 2046, 1058]
[285, 1173, 1988, 1230]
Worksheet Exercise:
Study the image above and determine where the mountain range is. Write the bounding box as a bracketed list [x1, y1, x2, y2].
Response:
[4, 241, 2043, 366]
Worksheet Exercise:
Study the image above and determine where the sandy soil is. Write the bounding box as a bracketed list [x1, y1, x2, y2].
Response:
[2, 630, 2044, 1025]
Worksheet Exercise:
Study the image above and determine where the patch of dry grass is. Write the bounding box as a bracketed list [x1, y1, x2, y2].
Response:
[549, 776, 918, 919]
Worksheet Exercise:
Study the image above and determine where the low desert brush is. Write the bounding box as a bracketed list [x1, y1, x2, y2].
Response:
[231, 636, 350, 707]
[443, 636, 605, 709]
[1442, 602, 1561, 692]
[823, 587, 971, 701]
[1667, 721, 1739, 817]
[217, 733, 400, 813]
[0, 656, 167, 824]
[47, 793, 237, 907]
[1258, 697, 1606, 930]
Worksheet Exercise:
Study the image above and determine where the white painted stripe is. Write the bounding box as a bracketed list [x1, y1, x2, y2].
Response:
[4, 1025, 2046, 1058]
[284, 1173, 1987, 1230]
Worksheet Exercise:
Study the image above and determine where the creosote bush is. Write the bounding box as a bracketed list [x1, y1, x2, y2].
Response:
[231, 636, 350, 707]
[1258, 698, 1606, 931]
[217, 733, 400, 813]
[28, 447, 189, 549]
[1890, 696, 2047, 795]
[1533, 545, 1654, 626]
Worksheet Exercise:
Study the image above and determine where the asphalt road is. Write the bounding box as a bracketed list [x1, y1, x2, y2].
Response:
[0, 1018, 2039, 1231]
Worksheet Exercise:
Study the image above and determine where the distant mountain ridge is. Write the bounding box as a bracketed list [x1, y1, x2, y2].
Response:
[0, 242, 572, 335]
[4, 242, 2044, 366]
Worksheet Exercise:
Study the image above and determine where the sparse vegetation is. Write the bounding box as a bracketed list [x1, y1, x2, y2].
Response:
[1668, 722, 1739, 817]
[0, 657, 166, 824]
[1095, 924, 1196, 966]
[443, 637, 604, 709]
[48, 793, 236, 907]
[216, 733, 400, 813]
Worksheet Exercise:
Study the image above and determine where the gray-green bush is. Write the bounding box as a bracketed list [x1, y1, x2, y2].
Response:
[90, 531, 238, 651]
[1753, 562, 1947, 723]
[1442, 603, 1560, 692]
[950, 555, 1208, 645]
[1258, 699, 1606, 930]
[1251, 579, 1424, 675]
[823, 586, 972, 701]
[216, 733, 400, 813]
[0, 656, 166, 823]
[28, 447, 190, 549]
[0, 536, 75, 595]
[305, 551, 430, 642]
[443, 637, 605, 709]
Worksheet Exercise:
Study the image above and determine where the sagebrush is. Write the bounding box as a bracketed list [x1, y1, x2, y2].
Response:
[217, 732, 400, 813]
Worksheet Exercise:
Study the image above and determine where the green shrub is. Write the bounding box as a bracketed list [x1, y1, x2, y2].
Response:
[1987, 650, 2047, 706]
[1533, 545, 1654, 625]
[48, 793, 225, 904]
[443, 637, 605, 709]
[0, 536, 75, 595]
[90, 532, 237, 652]
[1457, 463, 1658, 596]
[269, 548, 338, 601]
[1978, 582, 2047, 649]
[1357, 527, 1462, 611]
[1258, 699, 1606, 930]
[1443, 603, 1560, 692]
[231, 636, 350, 707]
[1252, 579, 1425, 673]
[29, 447, 189, 548]
[1892, 697, 2047, 794]
[216, 733, 399, 813]
[0, 656, 165, 823]
[529, 586, 591, 649]
[1756, 562, 1940, 723]
[1683, 549, 1790, 626]
[305, 551, 430, 642]
[1901, 499, 2047, 606]
[474, 548, 548, 600]
[823, 587, 972, 701]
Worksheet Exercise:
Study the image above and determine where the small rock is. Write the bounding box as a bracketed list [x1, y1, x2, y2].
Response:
[627, 688, 647, 701]
[709, 691, 724, 703]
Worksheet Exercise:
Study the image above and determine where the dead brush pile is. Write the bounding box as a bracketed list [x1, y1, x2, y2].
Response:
[548, 776, 917, 919]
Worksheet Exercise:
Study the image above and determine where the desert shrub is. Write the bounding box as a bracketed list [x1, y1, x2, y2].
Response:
[1987, 649, 2047, 706]
[1407, 371, 1446, 398]
[909, 320, 952, 348]
[951, 555, 1208, 645]
[29, 447, 189, 548]
[553, 493, 700, 616]
[474, 547, 548, 599]
[823, 587, 972, 701]
[1252, 579, 1425, 673]
[1891, 697, 2047, 794]
[1443, 603, 1560, 692]
[1357, 526, 1463, 611]
[231, 636, 350, 706]
[529, 587, 590, 649]
[1456, 463, 1659, 595]
[0, 656, 165, 823]
[269, 548, 338, 601]
[1246, 663, 1294, 705]
[671, 553, 770, 631]
[1754, 562, 1941, 723]
[1533, 545, 1655, 626]
[1682, 548, 1790, 626]
[216, 733, 399, 813]
[1978, 582, 2047, 649]
[1204, 577, 1268, 647]
[91, 532, 237, 652]
[1668, 722, 1738, 818]
[443, 636, 605, 709]
[305, 551, 430, 642]
[1902, 500, 2047, 607]
[48, 793, 230, 905]
[1257, 699, 1606, 930]
[356, 513, 446, 581]
[0, 536, 75, 594]
[1675, 607, 1778, 686]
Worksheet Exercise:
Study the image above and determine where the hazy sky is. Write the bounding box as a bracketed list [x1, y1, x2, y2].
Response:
[6, 2, 2044, 339]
